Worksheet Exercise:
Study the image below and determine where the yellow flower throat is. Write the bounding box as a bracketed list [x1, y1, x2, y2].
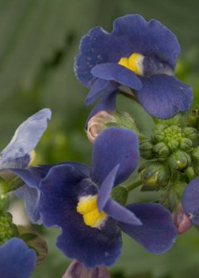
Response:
[118, 53, 144, 75]
[77, 195, 107, 228]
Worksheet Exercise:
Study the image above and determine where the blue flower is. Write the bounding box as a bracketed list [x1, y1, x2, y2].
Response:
[182, 176, 199, 226]
[18, 127, 177, 267]
[0, 109, 51, 223]
[0, 238, 36, 278]
[75, 14, 193, 119]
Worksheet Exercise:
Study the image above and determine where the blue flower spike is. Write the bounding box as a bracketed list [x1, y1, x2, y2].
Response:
[37, 127, 177, 267]
[75, 14, 193, 119]
[0, 238, 36, 278]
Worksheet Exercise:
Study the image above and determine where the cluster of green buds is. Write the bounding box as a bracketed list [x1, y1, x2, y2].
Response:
[0, 195, 18, 245]
[139, 112, 199, 189]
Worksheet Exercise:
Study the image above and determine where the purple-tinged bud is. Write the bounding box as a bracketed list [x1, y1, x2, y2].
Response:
[62, 260, 111, 278]
[87, 111, 117, 144]
[172, 203, 192, 234]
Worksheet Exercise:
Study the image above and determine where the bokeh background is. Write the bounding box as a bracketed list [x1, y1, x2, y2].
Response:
[1, 0, 199, 277]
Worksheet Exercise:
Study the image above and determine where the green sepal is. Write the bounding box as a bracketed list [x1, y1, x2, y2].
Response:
[191, 146, 199, 175]
[0, 194, 10, 213]
[139, 139, 154, 159]
[1, 176, 24, 194]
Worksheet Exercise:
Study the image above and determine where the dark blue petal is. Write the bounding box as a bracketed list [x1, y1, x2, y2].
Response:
[40, 164, 122, 268]
[91, 127, 139, 186]
[85, 92, 117, 128]
[97, 165, 120, 212]
[104, 199, 142, 226]
[85, 79, 117, 106]
[182, 177, 199, 225]
[113, 15, 180, 68]
[136, 75, 193, 119]
[40, 164, 89, 227]
[0, 109, 51, 169]
[15, 185, 41, 224]
[119, 203, 178, 253]
[0, 238, 36, 278]
[75, 15, 180, 87]
[91, 63, 142, 90]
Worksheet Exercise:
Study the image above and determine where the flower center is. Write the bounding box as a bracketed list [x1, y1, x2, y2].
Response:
[118, 53, 144, 75]
[76, 195, 107, 228]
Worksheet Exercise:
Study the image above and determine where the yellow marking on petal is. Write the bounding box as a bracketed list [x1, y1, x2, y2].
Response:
[118, 53, 144, 75]
[128, 53, 144, 75]
[29, 150, 36, 165]
[77, 195, 107, 228]
[118, 57, 129, 68]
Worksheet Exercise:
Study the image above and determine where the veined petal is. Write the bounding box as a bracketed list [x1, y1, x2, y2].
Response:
[0, 238, 36, 278]
[0, 109, 51, 169]
[137, 75, 193, 119]
[182, 177, 199, 225]
[119, 203, 178, 253]
[92, 127, 139, 186]
[91, 63, 142, 90]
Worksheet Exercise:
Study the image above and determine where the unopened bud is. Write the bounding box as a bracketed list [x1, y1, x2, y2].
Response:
[179, 138, 192, 151]
[191, 147, 199, 175]
[183, 127, 198, 145]
[62, 260, 111, 278]
[87, 111, 117, 144]
[172, 203, 192, 234]
[139, 161, 170, 188]
[140, 140, 154, 159]
[168, 151, 191, 171]
[153, 142, 170, 158]
[0, 212, 18, 245]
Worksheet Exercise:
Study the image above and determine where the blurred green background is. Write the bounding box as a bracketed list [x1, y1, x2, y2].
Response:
[1, 0, 199, 277]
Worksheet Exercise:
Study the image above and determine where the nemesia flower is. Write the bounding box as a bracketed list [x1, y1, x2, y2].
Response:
[0, 238, 36, 278]
[75, 14, 193, 119]
[0, 109, 52, 223]
[19, 127, 178, 268]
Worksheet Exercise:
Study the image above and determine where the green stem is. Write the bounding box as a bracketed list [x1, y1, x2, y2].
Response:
[124, 179, 143, 192]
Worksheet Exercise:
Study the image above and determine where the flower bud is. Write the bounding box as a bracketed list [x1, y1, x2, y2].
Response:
[140, 139, 154, 159]
[168, 151, 191, 171]
[87, 111, 117, 144]
[191, 146, 199, 175]
[62, 260, 111, 278]
[172, 203, 192, 234]
[183, 127, 198, 145]
[179, 138, 192, 151]
[139, 161, 170, 188]
[0, 212, 18, 245]
[153, 142, 170, 158]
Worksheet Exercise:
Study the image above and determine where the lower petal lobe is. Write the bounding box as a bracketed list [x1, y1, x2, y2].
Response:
[137, 75, 193, 119]
[119, 203, 177, 254]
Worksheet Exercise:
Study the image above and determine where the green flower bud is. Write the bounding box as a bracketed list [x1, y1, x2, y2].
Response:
[0, 195, 10, 213]
[188, 106, 199, 128]
[168, 151, 191, 170]
[140, 140, 154, 159]
[167, 139, 179, 152]
[183, 127, 199, 146]
[139, 161, 170, 188]
[111, 186, 128, 205]
[0, 212, 18, 245]
[158, 113, 187, 128]
[191, 146, 199, 175]
[153, 142, 170, 158]
[179, 138, 193, 151]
